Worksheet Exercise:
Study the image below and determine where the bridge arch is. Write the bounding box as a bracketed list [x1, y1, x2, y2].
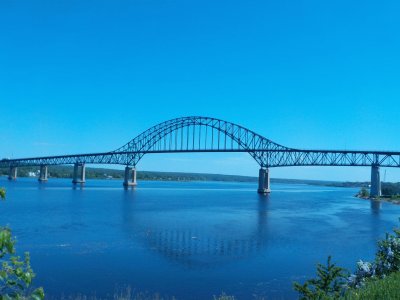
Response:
[2, 116, 399, 196]
[113, 116, 291, 167]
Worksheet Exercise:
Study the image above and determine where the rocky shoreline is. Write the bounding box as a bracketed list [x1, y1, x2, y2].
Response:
[355, 194, 400, 205]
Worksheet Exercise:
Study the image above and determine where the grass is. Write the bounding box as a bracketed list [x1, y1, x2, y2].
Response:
[48, 289, 235, 300]
[342, 272, 400, 300]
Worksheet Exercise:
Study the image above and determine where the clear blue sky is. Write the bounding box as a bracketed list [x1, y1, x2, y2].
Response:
[1, 0, 400, 181]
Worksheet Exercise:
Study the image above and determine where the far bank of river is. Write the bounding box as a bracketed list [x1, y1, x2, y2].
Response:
[0, 165, 377, 186]
[356, 194, 400, 205]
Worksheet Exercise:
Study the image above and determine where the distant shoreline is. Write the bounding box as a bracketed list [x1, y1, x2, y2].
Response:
[0, 165, 367, 188]
[356, 194, 400, 205]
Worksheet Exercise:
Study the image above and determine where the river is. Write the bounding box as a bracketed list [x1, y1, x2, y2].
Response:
[1, 178, 399, 299]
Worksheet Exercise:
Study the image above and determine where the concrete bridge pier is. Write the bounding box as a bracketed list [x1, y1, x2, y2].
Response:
[123, 166, 137, 187]
[38, 165, 48, 182]
[72, 163, 86, 184]
[8, 166, 17, 180]
[258, 168, 271, 194]
[370, 165, 381, 198]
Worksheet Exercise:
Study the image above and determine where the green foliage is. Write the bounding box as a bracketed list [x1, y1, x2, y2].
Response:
[213, 293, 235, 300]
[356, 183, 400, 198]
[0, 227, 44, 300]
[342, 272, 400, 299]
[0, 190, 44, 300]
[348, 219, 400, 289]
[59, 290, 177, 299]
[358, 187, 369, 198]
[381, 182, 400, 197]
[296, 220, 400, 299]
[0, 166, 258, 182]
[293, 256, 348, 300]
[375, 225, 400, 275]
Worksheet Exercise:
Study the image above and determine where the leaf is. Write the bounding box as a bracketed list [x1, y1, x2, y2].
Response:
[0, 188, 5, 199]
[0, 224, 45, 298]
[31, 287, 45, 300]
[0, 270, 7, 280]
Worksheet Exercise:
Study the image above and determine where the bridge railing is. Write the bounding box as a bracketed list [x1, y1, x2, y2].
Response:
[1, 116, 399, 196]
[1, 149, 400, 168]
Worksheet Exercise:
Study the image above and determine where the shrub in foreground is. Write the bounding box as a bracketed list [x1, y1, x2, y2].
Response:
[343, 271, 400, 299]
[293, 256, 347, 299]
[0, 188, 44, 300]
[294, 219, 400, 299]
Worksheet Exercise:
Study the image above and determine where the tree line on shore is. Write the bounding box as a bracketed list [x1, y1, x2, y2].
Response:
[2, 166, 399, 187]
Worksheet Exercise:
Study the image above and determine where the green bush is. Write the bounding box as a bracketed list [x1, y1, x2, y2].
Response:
[293, 256, 348, 300]
[357, 187, 369, 198]
[381, 183, 400, 197]
[0, 228, 44, 300]
[213, 293, 235, 300]
[343, 272, 400, 299]
[294, 219, 400, 299]
[0, 188, 44, 300]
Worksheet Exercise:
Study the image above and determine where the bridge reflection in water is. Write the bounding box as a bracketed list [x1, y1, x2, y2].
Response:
[121, 194, 269, 268]
[370, 200, 382, 214]
[118, 188, 384, 269]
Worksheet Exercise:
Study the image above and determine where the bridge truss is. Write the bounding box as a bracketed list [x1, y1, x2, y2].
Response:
[1, 116, 399, 195]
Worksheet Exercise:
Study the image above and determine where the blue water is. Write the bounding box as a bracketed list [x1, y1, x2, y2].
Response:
[1, 178, 400, 299]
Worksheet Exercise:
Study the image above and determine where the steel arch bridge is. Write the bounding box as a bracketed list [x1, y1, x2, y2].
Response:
[1, 116, 399, 195]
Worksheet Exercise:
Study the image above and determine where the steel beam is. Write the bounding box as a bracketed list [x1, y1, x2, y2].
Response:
[0, 116, 398, 194]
